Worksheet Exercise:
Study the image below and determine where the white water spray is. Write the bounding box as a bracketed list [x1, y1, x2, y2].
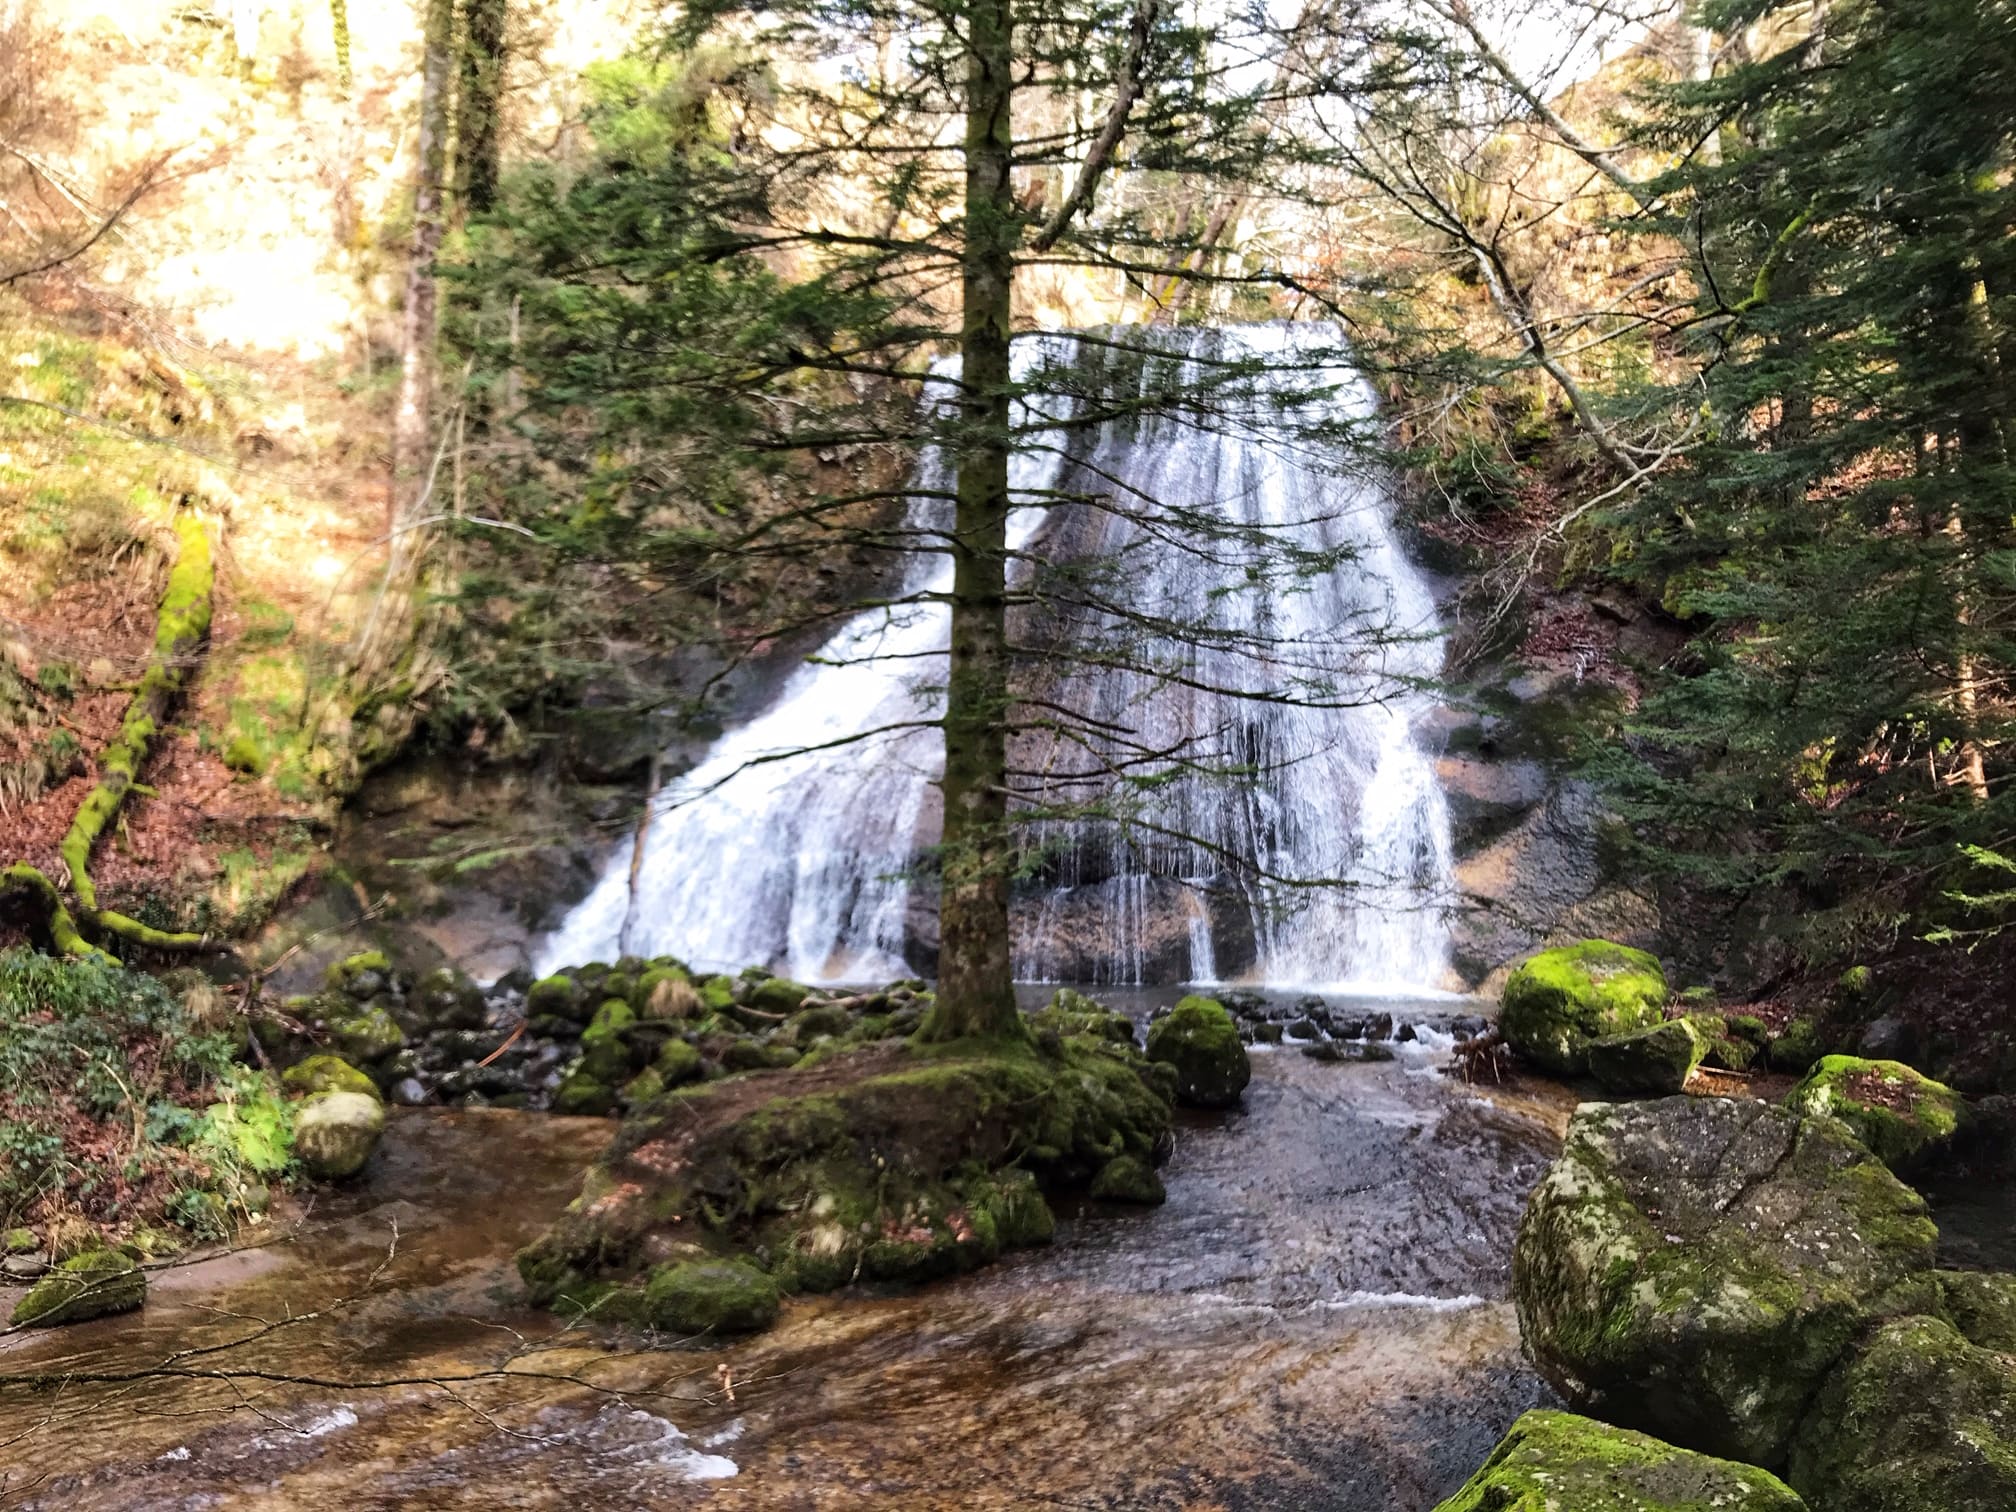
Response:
[536, 326, 1454, 990]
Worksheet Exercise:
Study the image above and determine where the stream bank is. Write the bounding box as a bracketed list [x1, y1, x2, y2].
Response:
[0, 1024, 1570, 1509]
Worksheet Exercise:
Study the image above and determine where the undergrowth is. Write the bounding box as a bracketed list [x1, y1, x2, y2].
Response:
[0, 949, 291, 1242]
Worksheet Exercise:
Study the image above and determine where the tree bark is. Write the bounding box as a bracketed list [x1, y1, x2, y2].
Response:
[346, 0, 454, 695]
[457, 0, 507, 214]
[922, 0, 1021, 1042]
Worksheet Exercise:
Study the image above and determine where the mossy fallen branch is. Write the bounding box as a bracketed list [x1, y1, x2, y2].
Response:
[7, 514, 215, 959]
[0, 863, 110, 961]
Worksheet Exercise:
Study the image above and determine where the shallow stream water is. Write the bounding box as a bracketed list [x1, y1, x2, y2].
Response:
[0, 1027, 1573, 1510]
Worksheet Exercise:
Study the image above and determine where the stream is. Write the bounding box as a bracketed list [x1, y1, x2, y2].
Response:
[0, 1019, 1572, 1510]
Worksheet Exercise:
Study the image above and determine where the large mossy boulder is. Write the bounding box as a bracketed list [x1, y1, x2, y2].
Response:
[1145, 995, 1250, 1108]
[281, 1053, 379, 1100]
[1500, 940, 1668, 1075]
[1587, 1019, 1707, 1096]
[10, 1247, 145, 1326]
[1431, 1410, 1808, 1512]
[292, 1090, 386, 1179]
[1783, 1055, 1965, 1173]
[1514, 1097, 1939, 1468]
[602, 1259, 782, 1336]
[1786, 1314, 2016, 1512]
[519, 1032, 1172, 1321]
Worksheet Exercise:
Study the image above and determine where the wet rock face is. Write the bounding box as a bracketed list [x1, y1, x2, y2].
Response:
[1431, 1409, 1809, 1512]
[1513, 1097, 1940, 1469]
[1787, 1314, 2016, 1512]
[1499, 940, 1668, 1076]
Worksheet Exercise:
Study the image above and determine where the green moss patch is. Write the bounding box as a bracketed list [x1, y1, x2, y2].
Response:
[1783, 1056, 1965, 1173]
[1500, 940, 1668, 1076]
[1432, 1409, 1807, 1511]
[518, 1028, 1174, 1327]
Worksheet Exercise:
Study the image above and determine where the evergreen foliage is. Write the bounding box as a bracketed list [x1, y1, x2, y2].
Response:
[1597, 0, 2016, 954]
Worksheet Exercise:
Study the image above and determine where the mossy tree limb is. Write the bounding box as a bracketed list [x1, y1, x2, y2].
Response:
[10, 514, 216, 958]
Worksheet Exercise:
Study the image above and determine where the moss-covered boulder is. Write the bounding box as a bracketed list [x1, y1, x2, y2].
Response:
[10, 1247, 145, 1326]
[1432, 1410, 1808, 1512]
[324, 950, 392, 999]
[1784, 1056, 1965, 1173]
[413, 967, 486, 1031]
[281, 1053, 379, 1100]
[1500, 940, 1668, 1075]
[1767, 1018, 1826, 1072]
[1938, 1269, 2016, 1354]
[292, 1089, 386, 1179]
[611, 1259, 782, 1336]
[1033, 988, 1138, 1047]
[1587, 1019, 1707, 1096]
[553, 1064, 618, 1117]
[1514, 1097, 1939, 1468]
[1145, 995, 1250, 1108]
[1786, 1314, 2016, 1512]
[1685, 1012, 1764, 1072]
[526, 973, 582, 1020]
[746, 976, 813, 1015]
[322, 1002, 406, 1066]
[519, 1033, 1170, 1322]
[1089, 1154, 1166, 1205]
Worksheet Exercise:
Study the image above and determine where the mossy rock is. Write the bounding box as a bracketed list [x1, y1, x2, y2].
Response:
[1032, 988, 1138, 1047]
[1500, 940, 1667, 1075]
[1587, 1019, 1707, 1096]
[281, 1053, 380, 1101]
[1514, 1097, 1939, 1468]
[520, 1036, 1167, 1312]
[655, 1038, 704, 1088]
[414, 967, 486, 1031]
[1767, 1018, 1826, 1073]
[638, 1259, 780, 1334]
[698, 974, 736, 1012]
[721, 1038, 801, 1073]
[745, 976, 813, 1015]
[1431, 1409, 1808, 1512]
[292, 1089, 386, 1179]
[526, 973, 582, 1020]
[4, 1227, 36, 1254]
[1683, 1012, 1761, 1072]
[323, 950, 392, 998]
[1784, 1055, 1965, 1173]
[553, 1065, 617, 1117]
[1787, 1314, 2016, 1512]
[1145, 995, 1250, 1108]
[579, 998, 641, 1082]
[787, 1004, 853, 1044]
[321, 1001, 406, 1065]
[1089, 1154, 1166, 1205]
[10, 1248, 145, 1326]
[1938, 1269, 2016, 1355]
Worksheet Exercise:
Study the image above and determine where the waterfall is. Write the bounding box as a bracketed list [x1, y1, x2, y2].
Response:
[535, 325, 1455, 991]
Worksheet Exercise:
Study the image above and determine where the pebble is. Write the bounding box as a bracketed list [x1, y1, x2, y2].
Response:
[1, 1254, 49, 1280]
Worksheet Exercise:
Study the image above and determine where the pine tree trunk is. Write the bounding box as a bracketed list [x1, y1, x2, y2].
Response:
[922, 0, 1021, 1042]
[457, 0, 507, 214]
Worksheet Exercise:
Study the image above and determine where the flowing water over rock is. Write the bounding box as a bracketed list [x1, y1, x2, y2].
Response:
[539, 326, 1455, 992]
[0, 1025, 1571, 1510]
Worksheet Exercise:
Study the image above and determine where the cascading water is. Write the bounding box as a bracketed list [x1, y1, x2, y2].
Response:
[536, 325, 1455, 991]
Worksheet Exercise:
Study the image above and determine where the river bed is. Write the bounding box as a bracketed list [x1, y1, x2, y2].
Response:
[0, 1035, 1573, 1510]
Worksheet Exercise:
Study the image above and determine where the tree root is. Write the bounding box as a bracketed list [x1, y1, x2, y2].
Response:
[5, 513, 216, 960]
